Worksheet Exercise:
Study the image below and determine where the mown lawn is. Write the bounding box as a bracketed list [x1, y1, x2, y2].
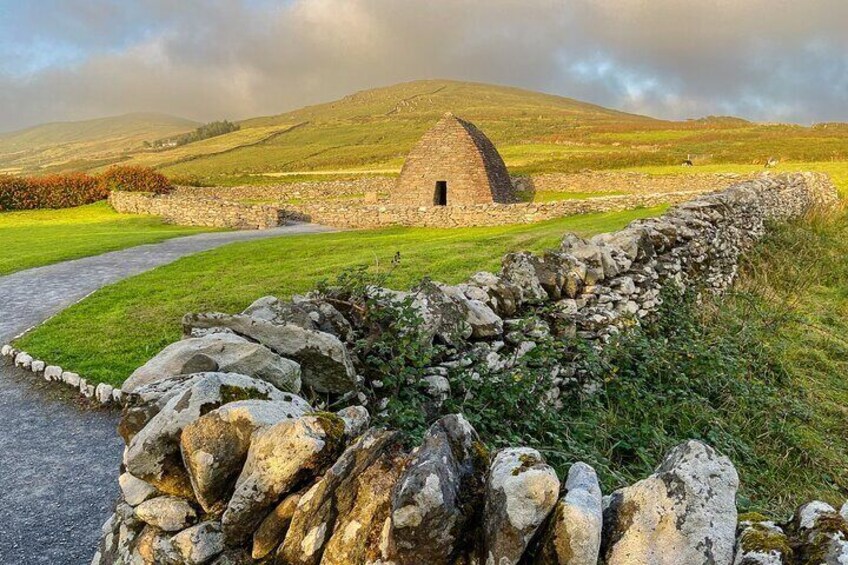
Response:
[0, 202, 215, 275]
[14, 206, 666, 386]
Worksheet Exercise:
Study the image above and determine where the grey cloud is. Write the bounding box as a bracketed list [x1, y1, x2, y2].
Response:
[1, 0, 846, 132]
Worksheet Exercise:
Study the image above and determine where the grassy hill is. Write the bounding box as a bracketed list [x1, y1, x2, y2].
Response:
[0, 113, 198, 174]
[5, 80, 848, 185]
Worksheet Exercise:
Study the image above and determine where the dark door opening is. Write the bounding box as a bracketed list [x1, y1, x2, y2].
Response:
[435, 181, 448, 206]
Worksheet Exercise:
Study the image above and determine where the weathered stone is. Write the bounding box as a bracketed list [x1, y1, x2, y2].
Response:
[466, 271, 519, 317]
[171, 521, 225, 565]
[95, 382, 114, 404]
[14, 351, 32, 369]
[501, 253, 548, 305]
[124, 372, 290, 498]
[43, 365, 62, 381]
[787, 501, 848, 564]
[183, 313, 356, 393]
[733, 514, 791, 565]
[123, 333, 301, 394]
[244, 295, 354, 343]
[134, 496, 197, 532]
[388, 414, 489, 565]
[482, 447, 560, 565]
[322, 449, 406, 564]
[336, 405, 370, 439]
[119, 472, 158, 506]
[251, 491, 303, 560]
[181, 397, 312, 513]
[119, 374, 200, 444]
[602, 440, 739, 565]
[133, 524, 181, 564]
[532, 461, 602, 565]
[279, 428, 400, 565]
[221, 413, 346, 545]
[30, 359, 45, 373]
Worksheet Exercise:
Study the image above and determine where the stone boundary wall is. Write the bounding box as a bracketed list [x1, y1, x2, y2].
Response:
[173, 177, 396, 202]
[280, 189, 709, 229]
[87, 173, 846, 564]
[109, 192, 284, 230]
[512, 171, 754, 194]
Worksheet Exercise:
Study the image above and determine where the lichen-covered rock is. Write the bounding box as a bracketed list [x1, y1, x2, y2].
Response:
[787, 501, 848, 564]
[94, 503, 146, 565]
[119, 472, 159, 506]
[279, 428, 400, 565]
[171, 521, 225, 564]
[251, 491, 303, 560]
[388, 414, 489, 565]
[221, 413, 346, 545]
[119, 374, 201, 444]
[733, 513, 791, 565]
[134, 496, 197, 532]
[322, 449, 406, 564]
[123, 333, 302, 394]
[132, 524, 182, 564]
[500, 252, 548, 305]
[244, 295, 355, 343]
[183, 313, 356, 393]
[482, 447, 560, 565]
[181, 397, 312, 513]
[412, 281, 474, 345]
[532, 461, 602, 565]
[336, 405, 370, 439]
[124, 372, 290, 498]
[464, 271, 519, 317]
[602, 440, 739, 565]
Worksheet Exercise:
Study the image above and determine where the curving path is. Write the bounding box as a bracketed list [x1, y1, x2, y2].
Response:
[0, 223, 334, 564]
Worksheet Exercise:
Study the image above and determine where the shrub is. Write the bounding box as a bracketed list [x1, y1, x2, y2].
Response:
[99, 165, 173, 195]
[0, 172, 106, 211]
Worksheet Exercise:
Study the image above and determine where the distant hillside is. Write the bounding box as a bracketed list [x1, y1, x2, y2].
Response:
[0, 113, 198, 174]
[4, 80, 848, 182]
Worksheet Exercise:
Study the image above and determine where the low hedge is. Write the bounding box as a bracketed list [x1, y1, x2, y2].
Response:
[0, 173, 107, 211]
[0, 166, 175, 211]
[99, 166, 173, 195]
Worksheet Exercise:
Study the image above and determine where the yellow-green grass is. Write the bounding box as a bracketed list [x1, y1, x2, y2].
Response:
[0, 202, 216, 275]
[14, 206, 666, 386]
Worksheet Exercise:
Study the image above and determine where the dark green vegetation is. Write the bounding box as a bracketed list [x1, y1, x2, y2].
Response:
[149, 120, 240, 149]
[4, 80, 848, 185]
[370, 209, 848, 516]
[0, 203, 213, 275]
[14, 206, 665, 385]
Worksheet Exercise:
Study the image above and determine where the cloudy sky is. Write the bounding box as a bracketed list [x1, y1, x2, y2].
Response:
[1, 0, 847, 132]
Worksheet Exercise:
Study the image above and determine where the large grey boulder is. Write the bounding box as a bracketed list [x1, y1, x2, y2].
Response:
[532, 461, 602, 565]
[602, 440, 739, 565]
[787, 501, 848, 564]
[388, 414, 489, 565]
[183, 313, 357, 394]
[279, 428, 400, 565]
[124, 372, 290, 498]
[482, 447, 560, 565]
[123, 333, 302, 394]
[180, 397, 312, 513]
[221, 413, 346, 545]
[244, 295, 354, 343]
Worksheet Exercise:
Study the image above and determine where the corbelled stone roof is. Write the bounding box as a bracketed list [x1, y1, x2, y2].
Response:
[393, 113, 514, 206]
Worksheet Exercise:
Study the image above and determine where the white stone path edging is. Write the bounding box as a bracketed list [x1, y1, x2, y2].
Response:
[1, 345, 121, 405]
[0, 222, 335, 407]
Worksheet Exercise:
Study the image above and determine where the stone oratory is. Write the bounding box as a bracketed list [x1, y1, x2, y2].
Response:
[393, 113, 514, 206]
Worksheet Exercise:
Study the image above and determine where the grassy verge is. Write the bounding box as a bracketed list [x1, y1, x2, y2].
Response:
[0, 202, 216, 275]
[14, 206, 666, 386]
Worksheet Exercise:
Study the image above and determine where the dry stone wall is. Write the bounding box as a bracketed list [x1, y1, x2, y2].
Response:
[94, 173, 842, 564]
[109, 192, 285, 230]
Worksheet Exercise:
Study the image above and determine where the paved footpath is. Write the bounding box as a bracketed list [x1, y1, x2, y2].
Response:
[0, 223, 333, 564]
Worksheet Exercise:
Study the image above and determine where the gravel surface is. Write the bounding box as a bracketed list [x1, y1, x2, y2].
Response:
[0, 223, 334, 564]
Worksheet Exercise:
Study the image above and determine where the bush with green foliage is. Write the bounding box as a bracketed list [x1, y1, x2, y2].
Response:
[99, 165, 173, 195]
[0, 172, 106, 211]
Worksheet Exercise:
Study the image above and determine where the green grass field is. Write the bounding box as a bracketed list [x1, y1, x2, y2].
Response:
[13, 206, 666, 386]
[0, 202, 215, 275]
